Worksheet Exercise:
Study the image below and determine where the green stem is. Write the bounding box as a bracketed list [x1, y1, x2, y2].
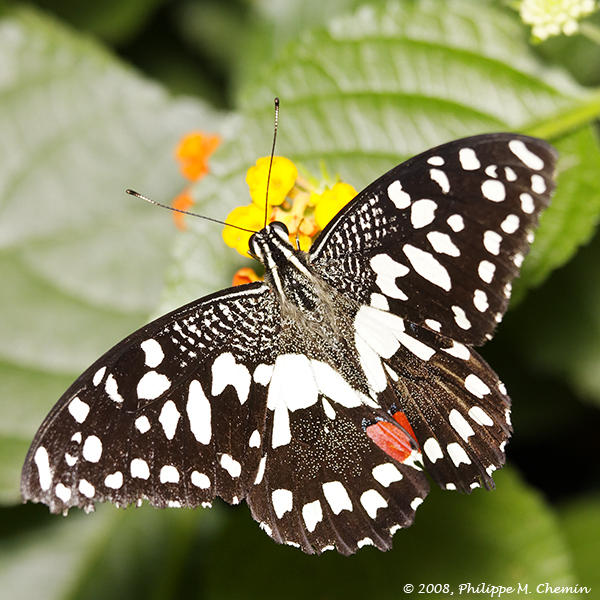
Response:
[523, 89, 600, 139]
[579, 21, 600, 45]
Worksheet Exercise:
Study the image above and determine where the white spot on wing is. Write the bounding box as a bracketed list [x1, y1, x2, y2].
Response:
[459, 147, 480, 170]
[468, 406, 494, 427]
[447, 442, 472, 467]
[481, 179, 506, 202]
[423, 437, 443, 463]
[478, 260, 496, 283]
[410, 199, 437, 228]
[531, 174, 546, 193]
[68, 397, 89, 423]
[135, 415, 151, 434]
[253, 363, 274, 385]
[473, 289, 489, 312]
[311, 360, 365, 408]
[130, 458, 150, 479]
[411, 497, 424, 510]
[403, 244, 451, 291]
[509, 139, 544, 170]
[465, 374, 491, 398]
[220, 454, 241, 478]
[322, 398, 336, 420]
[425, 319, 441, 332]
[322, 481, 352, 514]
[387, 180, 411, 209]
[160, 465, 179, 484]
[254, 456, 266, 485]
[141, 339, 164, 368]
[449, 409, 475, 442]
[55, 483, 71, 502]
[78, 479, 95, 498]
[429, 169, 450, 193]
[370, 254, 409, 300]
[302, 500, 323, 532]
[520, 192, 535, 214]
[249, 429, 261, 448]
[452, 306, 471, 330]
[485, 165, 498, 178]
[272, 488, 293, 518]
[191, 471, 210, 488]
[483, 230, 502, 255]
[212, 353, 250, 404]
[427, 231, 460, 256]
[360, 489, 388, 519]
[370, 293, 389, 311]
[82, 435, 102, 463]
[443, 341, 470, 360]
[137, 371, 171, 400]
[427, 155, 444, 166]
[505, 166, 517, 181]
[92, 366, 106, 386]
[105, 374, 124, 403]
[187, 380, 211, 444]
[447, 214, 464, 232]
[372, 463, 403, 487]
[501, 214, 520, 234]
[159, 400, 180, 440]
[104, 471, 123, 489]
[267, 354, 319, 448]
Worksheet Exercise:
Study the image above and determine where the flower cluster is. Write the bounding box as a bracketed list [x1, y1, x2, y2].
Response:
[172, 132, 221, 230]
[519, 0, 597, 40]
[223, 156, 357, 284]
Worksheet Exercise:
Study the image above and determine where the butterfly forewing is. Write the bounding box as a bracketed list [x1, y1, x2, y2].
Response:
[21, 283, 278, 512]
[310, 134, 557, 345]
[22, 133, 557, 555]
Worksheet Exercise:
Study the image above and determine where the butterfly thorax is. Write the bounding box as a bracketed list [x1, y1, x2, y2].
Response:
[249, 223, 362, 372]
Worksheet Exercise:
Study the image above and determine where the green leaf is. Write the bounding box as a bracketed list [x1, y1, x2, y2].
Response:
[0, 504, 222, 600]
[0, 6, 222, 502]
[502, 229, 600, 405]
[204, 469, 577, 599]
[559, 494, 600, 590]
[176, 0, 600, 309]
[29, 0, 165, 44]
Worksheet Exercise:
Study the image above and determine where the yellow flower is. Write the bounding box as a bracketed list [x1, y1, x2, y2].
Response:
[246, 156, 298, 207]
[222, 203, 264, 256]
[175, 132, 221, 181]
[313, 182, 357, 230]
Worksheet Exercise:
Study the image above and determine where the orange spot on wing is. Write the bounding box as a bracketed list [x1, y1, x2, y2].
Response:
[366, 411, 419, 463]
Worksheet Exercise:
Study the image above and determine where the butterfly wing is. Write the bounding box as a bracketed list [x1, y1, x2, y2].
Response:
[245, 357, 430, 555]
[309, 133, 557, 345]
[307, 133, 556, 499]
[21, 283, 279, 513]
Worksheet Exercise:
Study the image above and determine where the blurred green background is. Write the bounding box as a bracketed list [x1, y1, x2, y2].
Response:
[1, 0, 600, 598]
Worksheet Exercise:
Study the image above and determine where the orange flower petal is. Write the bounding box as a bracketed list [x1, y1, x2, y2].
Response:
[232, 267, 262, 286]
[175, 132, 221, 182]
[172, 191, 194, 230]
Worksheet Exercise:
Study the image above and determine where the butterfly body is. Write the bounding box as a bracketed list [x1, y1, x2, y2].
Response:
[22, 133, 557, 555]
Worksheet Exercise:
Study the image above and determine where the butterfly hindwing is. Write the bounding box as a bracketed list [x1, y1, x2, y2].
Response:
[246, 377, 430, 555]
[310, 133, 557, 345]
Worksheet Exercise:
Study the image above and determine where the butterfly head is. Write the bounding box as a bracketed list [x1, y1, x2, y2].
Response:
[248, 221, 293, 263]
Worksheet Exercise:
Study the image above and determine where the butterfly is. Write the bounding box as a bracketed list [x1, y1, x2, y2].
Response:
[21, 133, 556, 555]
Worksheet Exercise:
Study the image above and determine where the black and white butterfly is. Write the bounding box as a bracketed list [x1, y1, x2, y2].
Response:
[21, 133, 556, 555]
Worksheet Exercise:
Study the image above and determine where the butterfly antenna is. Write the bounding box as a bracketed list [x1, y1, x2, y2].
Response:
[264, 97, 280, 229]
[125, 189, 258, 234]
